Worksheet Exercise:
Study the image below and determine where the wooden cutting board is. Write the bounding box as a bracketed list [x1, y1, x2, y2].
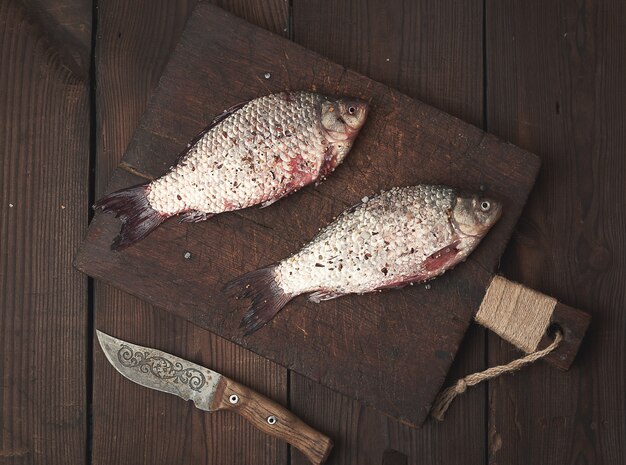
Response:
[74, 2, 587, 427]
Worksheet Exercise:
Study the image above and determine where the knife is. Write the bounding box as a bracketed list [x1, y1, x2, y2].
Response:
[96, 330, 333, 465]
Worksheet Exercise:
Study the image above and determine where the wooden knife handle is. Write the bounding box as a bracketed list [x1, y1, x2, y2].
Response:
[211, 376, 333, 465]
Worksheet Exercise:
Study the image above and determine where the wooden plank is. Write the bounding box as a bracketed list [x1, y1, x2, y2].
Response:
[19, 0, 92, 78]
[486, 0, 626, 463]
[75, 1, 541, 427]
[290, 0, 486, 463]
[0, 0, 90, 463]
[542, 301, 591, 370]
[91, 2, 290, 465]
[293, 0, 484, 127]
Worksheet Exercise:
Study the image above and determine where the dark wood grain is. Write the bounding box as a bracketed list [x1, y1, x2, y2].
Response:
[290, 0, 486, 463]
[91, 2, 290, 465]
[293, 0, 484, 128]
[212, 376, 333, 465]
[92, 4, 200, 464]
[211, 0, 288, 36]
[382, 450, 408, 465]
[75, 2, 541, 428]
[486, 0, 625, 463]
[19, 0, 92, 79]
[0, 0, 90, 463]
[542, 301, 591, 370]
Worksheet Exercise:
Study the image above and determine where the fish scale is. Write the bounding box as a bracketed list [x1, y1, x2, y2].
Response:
[227, 184, 502, 335]
[278, 186, 459, 295]
[95, 91, 368, 250]
[148, 92, 327, 214]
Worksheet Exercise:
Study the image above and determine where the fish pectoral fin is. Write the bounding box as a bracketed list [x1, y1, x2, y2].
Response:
[308, 290, 345, 303]
[318, 145, 338, 180]
[422, 240, 462, 272]
[172, 101, 249, 165]
[373, 242, 463, 290]
[210, 101, 248, 126]
[178, 211, 214, 223]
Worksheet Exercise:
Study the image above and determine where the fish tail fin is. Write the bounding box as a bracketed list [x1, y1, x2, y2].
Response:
[94, 183, 168, 250]
[224, 266, 294, 336]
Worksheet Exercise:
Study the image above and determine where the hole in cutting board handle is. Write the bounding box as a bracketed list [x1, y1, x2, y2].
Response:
[475, 276, 591, 371]
[546, 322, 564, 340]
[541, 302, 590, 370]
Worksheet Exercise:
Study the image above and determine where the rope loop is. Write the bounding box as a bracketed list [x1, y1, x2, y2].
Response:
[431, 331, 562, 421]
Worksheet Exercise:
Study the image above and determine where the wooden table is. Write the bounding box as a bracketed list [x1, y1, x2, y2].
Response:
[1, 0, 624, 464]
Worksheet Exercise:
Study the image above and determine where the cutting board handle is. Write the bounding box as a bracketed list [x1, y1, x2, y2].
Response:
[475, 276, 591, 370]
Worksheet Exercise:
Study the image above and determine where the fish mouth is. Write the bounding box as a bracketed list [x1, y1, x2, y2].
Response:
[491, 202, 503, 223]
[320, 98, 370, 141]
[449, 194, 504, 237]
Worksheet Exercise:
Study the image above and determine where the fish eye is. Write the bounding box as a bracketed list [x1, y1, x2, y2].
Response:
[480, 200, 491, 211]
[348, 106, 356, 115]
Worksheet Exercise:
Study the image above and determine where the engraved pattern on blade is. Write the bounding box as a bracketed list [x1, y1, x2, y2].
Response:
[147, 92, 329, 215]
[97, 331, 220, 411]
[276, 185, 480, 295]
[117, 344, 206, 391]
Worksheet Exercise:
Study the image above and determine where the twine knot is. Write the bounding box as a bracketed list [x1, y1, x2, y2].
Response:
[431, 331, 562, 421]
[454, 379, 467, 393]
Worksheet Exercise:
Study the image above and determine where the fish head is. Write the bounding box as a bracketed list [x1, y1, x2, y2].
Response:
[451, 193, 503, 238]
[320, 97, 369, 143]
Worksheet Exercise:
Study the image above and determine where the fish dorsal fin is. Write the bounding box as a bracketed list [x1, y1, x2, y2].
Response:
[206, 101, 249, 131]
[172, 101, 249, 166]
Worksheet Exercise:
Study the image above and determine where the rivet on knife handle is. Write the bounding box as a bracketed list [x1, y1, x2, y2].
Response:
[211, 376, 333, 465]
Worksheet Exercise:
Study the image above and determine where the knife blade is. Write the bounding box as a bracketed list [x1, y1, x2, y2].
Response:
[96, 330, 333, 465]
